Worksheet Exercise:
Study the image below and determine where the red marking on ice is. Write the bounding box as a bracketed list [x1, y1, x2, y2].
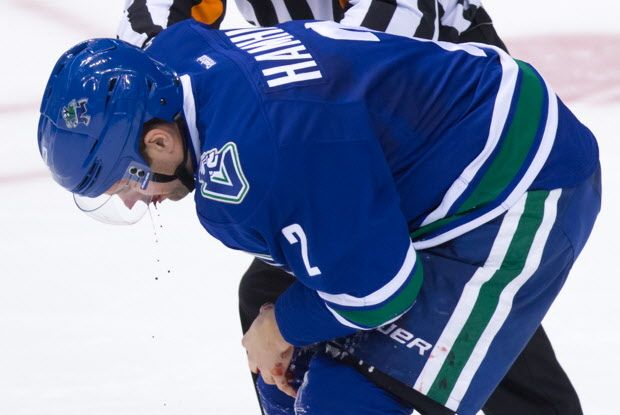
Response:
[506, 34, 620, 105]
[0, 102, 38, 115]
[0, 170, 49, 185]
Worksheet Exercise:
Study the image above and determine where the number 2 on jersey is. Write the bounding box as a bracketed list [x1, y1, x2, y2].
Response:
[282, 224, 322, 277]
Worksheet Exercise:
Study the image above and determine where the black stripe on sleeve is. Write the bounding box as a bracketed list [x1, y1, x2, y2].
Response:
[332, 0, 346, 23]
[282, 0, 315, 20]
[436, 1, 459, 42]
[127, 0, 164, 42]
[414, 0, 436, 39]
[359, 0, 398, 32]
[455, 6, 508, 52]
[246, 0, 280, 26]
[212, 0, 227, 28]
[166, 0, 195, 27]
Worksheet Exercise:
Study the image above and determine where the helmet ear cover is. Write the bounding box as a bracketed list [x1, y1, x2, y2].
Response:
[38, 38, 183, 198]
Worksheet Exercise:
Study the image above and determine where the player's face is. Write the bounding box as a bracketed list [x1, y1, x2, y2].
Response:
[109, 175, 190, 210]
[73, 122, 192, 225]
[149, 179, 191, 203]
[74, 168, 191, 226]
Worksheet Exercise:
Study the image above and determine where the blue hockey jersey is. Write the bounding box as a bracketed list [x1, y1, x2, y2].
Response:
[145, 20, 598, 346]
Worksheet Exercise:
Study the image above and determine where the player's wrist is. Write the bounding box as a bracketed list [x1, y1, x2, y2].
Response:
[259, 303, 290, 352]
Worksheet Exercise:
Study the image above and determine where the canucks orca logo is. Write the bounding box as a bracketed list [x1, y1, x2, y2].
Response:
[198, 142, 250, 204]
[62, 98, 91, 129]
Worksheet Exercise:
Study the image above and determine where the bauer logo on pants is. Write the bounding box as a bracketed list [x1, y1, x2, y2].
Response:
[198, 142, 250, 204]
[377, 323, 433, 356]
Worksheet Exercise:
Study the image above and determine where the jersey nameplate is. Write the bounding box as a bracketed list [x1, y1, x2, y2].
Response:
[224, 27, 323, 88]
[198, 142, 250, 204]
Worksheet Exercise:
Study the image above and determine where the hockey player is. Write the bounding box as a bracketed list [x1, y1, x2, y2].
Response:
[116, 3, 584, 414]
[38, 20, 600, 415]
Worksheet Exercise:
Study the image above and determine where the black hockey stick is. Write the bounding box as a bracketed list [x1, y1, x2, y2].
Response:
[326, 342, 457, 415]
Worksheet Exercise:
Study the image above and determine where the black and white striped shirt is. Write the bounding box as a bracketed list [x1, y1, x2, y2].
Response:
[118, 0, 485, 48]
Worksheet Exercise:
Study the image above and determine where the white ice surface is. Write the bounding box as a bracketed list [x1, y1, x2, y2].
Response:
[0, 1, 618, 414]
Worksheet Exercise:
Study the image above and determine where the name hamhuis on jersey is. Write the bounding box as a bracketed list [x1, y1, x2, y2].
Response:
[225, 26, 323, 88]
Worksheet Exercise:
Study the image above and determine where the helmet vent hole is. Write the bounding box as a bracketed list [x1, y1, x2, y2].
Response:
[107, 77, 118, 93]
[146, 78, 156, 93]
[104, 77, 118, 109]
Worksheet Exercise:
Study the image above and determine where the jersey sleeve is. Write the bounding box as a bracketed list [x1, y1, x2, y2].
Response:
[117, 0, 227, 48]
[269, 138, 424, 346]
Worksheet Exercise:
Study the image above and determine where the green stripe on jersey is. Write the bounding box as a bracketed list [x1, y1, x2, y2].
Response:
[411, 60, 545, 240]
[426, 190, 549, 404]
[332, 259, 424, 328]
[457, 61, 544, 211]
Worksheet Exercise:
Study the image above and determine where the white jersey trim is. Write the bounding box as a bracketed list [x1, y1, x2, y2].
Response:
[420, 46, 518, 227]
[414, 191, 528, 396]
[179, 75, 201, 164]
[325, 303, 409, 330]
[414, 49, 559, 251]
[445, 189, 561, 409]
[317, 242, 416, 307]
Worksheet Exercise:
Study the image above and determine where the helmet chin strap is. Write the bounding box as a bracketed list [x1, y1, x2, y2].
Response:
[149, 127, 195, 192]
[150, 165, 194, 191]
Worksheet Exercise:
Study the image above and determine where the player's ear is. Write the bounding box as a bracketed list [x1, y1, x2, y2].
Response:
[143, 123, 175, 156]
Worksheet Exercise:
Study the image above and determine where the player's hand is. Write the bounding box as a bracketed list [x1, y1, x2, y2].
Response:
[242, 303, 296, 398]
